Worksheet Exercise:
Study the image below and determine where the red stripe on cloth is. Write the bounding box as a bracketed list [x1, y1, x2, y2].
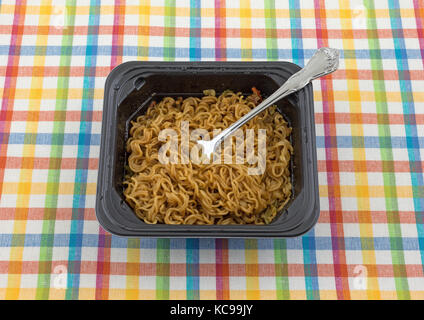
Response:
[0, 24, 422, 39]
[1, 261, 422, 279]
[315, 0, 351, 299]
[214, 0, 227, 61]
[109, 1, 125, 69]
[95, 229, 111, 300]
[315, 112, 424, 125]
[1, 207, 417, 225]
[2, 66, 424, 80]
[95, 0, 125, 300]
[318, 210, 419, 224]
[215, 239, 230, 299]
[318, 160, 424, 173]
[11, 111, 103, 122]
[0, 1, 27, 191]
[0, 208, 96, 220]
[1, 157, 99, 170]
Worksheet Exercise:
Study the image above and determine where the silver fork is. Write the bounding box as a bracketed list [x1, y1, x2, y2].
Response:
[197, 47, 340, 159]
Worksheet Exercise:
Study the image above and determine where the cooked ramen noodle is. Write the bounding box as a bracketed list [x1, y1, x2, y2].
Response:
[123, 88, 293, 225]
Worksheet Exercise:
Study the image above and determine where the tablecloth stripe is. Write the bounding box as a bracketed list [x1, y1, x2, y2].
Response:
[415, 0, 424, 65]
[216, 239, 229, 299]
[242, 0, 261, 299]
[189, 0, 201, 61]
[239, 0, 251, 61]
[65, 0, 100, 300]
[274, 239, 289, 299]
[3, 133, 424, 148]
[264, 0, 277, 61]
[0, 2, 24, 173]
[314, 0, 345, 300]
[164, 0, 175, 61]
[213, 1, 229, 300]
[215, 0, 226, 61]
[102, 0, 125, 299]
[3, 47, 424, 64]
[265, 0, 292, 299]
[245, 239, 259, 299]
[395, 0, 424, 296]
[339, 1, 380, 300]
[17, 0, 51, 300]
[3, 0, 27, 300]
[3, 46, 419, 60]
[35, 0, 76, 300]
[157, 238, 170, 299]
[95, 0, 125, 301]
[186, 0, 201, 301]
[0, 1, 21, 208]
[127, 0, 143, 284]
[1, 4, 422, 19]
[290, 0, 320, 300]
[388, 0, 424, 282]
[137, 0, 149, 59]
[154, 0, 177, 300]
[367, 0, 409, 299]
[9, 0, 46, 300]
[0, 234, 414, 251]
[126, 238, 140, 299]
[186, 238, 199, 299]
[363, 2, 384, 300]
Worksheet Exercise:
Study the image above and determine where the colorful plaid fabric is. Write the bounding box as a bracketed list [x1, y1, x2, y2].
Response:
[0, 0, 423, 300]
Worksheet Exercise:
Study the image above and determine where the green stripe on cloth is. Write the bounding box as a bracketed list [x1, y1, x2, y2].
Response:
[270, 0, 290, 299]
[36, 0, 76, 299]
[156, 239, 171, 299]
[365, 0, 410, 299]
[274, 239, 290, 299]
[164, 0, 176, 61]
[264, 0, 278, 60]
[155, 0, 176, 300]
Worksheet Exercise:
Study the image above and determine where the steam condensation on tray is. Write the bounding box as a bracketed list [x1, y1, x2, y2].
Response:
[123, 88, 293, 225]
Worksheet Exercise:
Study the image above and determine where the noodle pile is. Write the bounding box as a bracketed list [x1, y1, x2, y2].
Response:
[123, 89, 293, 224]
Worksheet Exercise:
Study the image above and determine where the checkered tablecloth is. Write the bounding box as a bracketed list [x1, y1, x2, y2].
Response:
[0, 0, 423, 300]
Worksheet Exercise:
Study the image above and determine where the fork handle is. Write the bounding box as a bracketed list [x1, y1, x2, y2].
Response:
[212, 47, 339, 145]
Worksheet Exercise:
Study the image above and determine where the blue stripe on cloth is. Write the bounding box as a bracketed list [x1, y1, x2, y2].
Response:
[289, 0, 319, 300]
[316, 136, 424, 149]
[6, 133, 99, 145]
[388, 0, 424, 274]
[5, 134, 424, 149]
[1, 235, 421, 251]
[1, 46, 423, 59]
[189, 0, 201, 61]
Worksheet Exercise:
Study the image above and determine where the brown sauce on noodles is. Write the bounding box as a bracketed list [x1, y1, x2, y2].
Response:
[123, 88, 293, 225]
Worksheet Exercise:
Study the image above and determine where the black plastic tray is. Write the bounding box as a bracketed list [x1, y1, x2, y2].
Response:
[95, 61, 319, 238]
